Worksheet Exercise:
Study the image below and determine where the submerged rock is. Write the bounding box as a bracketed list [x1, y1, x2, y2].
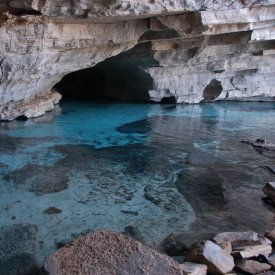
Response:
[235, 259, 271, 274]
[162, 233, 188, 256]
[44, 230, 183, 275]
[263, 182, 275, 204]
[0, 223, 38, 275]
[241, 139, 275, 152]
[43, 207, 62, 215]
[185, 240, 234, 274]
[144, 185, 187, 211]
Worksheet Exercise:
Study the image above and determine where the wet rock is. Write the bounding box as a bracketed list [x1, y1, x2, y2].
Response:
[235, 259, 271, 274]
[120, 210, 139, 216]
[180, 262, 207, 275]
[144, 186, 186, 211]
[265, 166, 275, 175]
[0, 224, 38, 275]
[43, 207, 62, 214]
[263, 183, 275, 204]
[162, 233, 188, 256]
[241, 139, 275, 152]
[186, 240, 234, 274]
[44, 230, 183, 275]
[117, 119, 151, 134]
[123, 225, 145, 244]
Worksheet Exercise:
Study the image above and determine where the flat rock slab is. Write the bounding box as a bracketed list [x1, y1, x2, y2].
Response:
[186, 240, 234, 274]
[44, 230, 183, 275]
[213, 231, 272, 259]
[236, 259, 271, 274]
[180, 262, 207, 275]
[233, 244, 272, 259]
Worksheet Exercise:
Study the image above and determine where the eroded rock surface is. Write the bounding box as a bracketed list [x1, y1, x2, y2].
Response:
[44, 230, 183, 275]
[185, 240, 234, 274]
[0, 0, 274, 120]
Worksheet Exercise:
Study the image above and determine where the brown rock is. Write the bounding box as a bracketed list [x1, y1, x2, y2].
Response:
[162, 233, 188, 256]
[266, 229, 275, 243]
[185, 240, 234, 274]
[44, 230, 182, 275]
[235, 259, 271, 274]
[263, 182, 275, 203]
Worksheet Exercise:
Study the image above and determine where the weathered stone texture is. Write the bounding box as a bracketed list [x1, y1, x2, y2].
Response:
[44, 230, 183, 275]
[0, 0, 274, 120]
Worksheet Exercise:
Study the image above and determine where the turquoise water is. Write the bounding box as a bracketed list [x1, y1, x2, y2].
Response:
[0, 101, 275, 272]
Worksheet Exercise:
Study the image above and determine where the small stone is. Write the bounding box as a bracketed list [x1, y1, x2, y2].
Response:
[235, 259, 271, 274]
[268, 254, 275, 270]
[213, 231, 259, 245]
[186, 240, 234, 274]
[43, 207, 62, 215]
[263, 182, 275, 203]
[162, 234, 188, 256]
[180, 262, 207, 275]
[266, 229, 275, 243]
[265, 166, 275, 175]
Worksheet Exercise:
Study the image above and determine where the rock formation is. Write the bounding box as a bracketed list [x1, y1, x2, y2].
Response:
[44, 230, 183, 275]
[0, 0, 275, 120]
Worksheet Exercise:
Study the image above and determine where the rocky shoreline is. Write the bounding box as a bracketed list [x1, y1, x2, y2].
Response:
[41, 178, 275, 275]
[40, 139, 275, 274]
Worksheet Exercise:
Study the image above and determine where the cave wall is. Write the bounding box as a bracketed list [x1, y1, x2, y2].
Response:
[0, 0, 274, 120]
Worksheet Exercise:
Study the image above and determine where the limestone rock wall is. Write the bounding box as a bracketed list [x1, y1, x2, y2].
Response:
[0, 0, 274, 120]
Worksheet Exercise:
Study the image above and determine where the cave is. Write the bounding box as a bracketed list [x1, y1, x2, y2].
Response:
[55, 42, 158, 102]
[202, 79, 223, 101]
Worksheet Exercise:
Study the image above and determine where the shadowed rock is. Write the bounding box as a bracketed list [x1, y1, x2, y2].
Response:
[263, 182, 275, 204]
[0, 223, 38, 275]
[162, 233, 188, 256]
[235, 259, 271, 274]
[44, 230, 183, 275]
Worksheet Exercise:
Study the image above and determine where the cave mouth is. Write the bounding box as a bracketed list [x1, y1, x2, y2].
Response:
[55, 42, 158, 102]
[202, 79, 223, 101]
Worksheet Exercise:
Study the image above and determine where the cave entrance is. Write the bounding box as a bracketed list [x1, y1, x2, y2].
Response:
[202, 79, 223, 101]
[55, 43, 158, 102]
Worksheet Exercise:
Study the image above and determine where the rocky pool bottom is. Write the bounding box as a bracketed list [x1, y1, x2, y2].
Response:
[0, 101, 275, 274]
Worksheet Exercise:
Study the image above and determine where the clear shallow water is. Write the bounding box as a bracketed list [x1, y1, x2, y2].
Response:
[0, 101, 275, 272]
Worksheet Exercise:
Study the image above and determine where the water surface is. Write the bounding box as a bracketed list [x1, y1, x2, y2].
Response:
[0, 101, 275, 272]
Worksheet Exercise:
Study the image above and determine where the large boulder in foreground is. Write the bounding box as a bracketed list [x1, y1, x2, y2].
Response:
[44, 230, 182, 275]
[185, 240, 234, 274]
